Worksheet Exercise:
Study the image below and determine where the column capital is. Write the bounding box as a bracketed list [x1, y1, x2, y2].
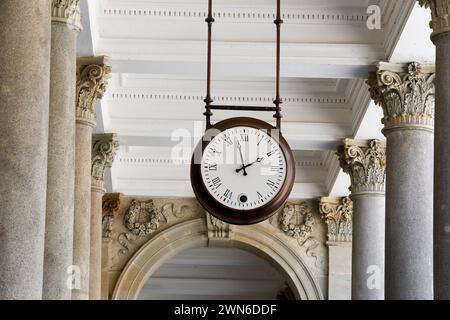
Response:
[102, 193, 123, 240]
[51, 0, 82, 32]
[319, 197, 353, 243]
[367, 62, 435, 133]
[418, 0, 450, 37]
[337, 139, 386, 195]
[76, 56, 111, 127]
[92, 134, 119, 194]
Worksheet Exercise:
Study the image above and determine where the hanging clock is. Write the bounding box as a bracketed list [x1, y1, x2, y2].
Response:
[190, 0, 293, 225]
[191, 117, 295, 225]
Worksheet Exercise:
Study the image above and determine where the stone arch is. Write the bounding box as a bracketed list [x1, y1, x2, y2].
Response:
[112, 218, 324, 300]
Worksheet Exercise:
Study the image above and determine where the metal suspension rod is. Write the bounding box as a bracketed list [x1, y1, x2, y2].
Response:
[204, 0, 214, 129]
[273, 0, 283, 130]
[203, 0, 284, 130]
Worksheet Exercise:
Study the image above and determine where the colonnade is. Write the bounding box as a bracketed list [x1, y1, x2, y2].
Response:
[0, 0, 448, 300]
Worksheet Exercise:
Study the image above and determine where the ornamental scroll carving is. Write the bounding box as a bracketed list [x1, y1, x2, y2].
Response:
[51, 0, 82, 31]
[279, 202, 314, 239]
[418, 0, 450, 36]
[76, 57, 112, 126]
[319, 197, 353, 243]
[337, 139, 386, 195]
[367, 62, 435, 132]
[92, 134, 119, 193]
[102, 193, 122, 240]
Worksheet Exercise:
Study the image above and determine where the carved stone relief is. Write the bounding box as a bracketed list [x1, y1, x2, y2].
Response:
[367, 62, 435, 133]
[319, 197, 353, 243]
[279, 202, 315, 239]
[337, 139, 386, 195]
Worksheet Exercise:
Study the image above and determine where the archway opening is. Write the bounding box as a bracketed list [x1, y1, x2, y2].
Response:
[137, 247, 294, 300]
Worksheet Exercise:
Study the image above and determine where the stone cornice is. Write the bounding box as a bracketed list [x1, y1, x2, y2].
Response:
[319, 197, 353, 243]
[76, 56, 112, 127]
[51, 0, 82, 31]
[92, 134, 119, 194]
[418, 0, 450, 37]
[367, 62, 435, 133]
[337, 139, 386, 195]
[102, 193, 123, 240]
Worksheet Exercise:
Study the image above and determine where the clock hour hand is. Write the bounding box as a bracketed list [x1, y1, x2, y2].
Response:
[236, 143, 248, 176]
[236, 157, 263, 173]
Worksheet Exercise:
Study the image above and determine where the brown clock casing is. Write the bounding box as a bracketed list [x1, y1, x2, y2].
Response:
[190, 117, 296, 225]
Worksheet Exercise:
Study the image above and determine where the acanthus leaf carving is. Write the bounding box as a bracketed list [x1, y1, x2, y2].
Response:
[319, 197, 353, 243]
[92, 133, 119, 193]
[52, 0, 82, 31]
[367, 62, 435, 133]
[102, 193, 123, 240]
[337, 139, 386, 195]
[76, 57, 112, 126]
[418, 0, 450, 36]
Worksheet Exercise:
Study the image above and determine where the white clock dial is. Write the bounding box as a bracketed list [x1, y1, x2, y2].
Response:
[201, 126, 287, 210]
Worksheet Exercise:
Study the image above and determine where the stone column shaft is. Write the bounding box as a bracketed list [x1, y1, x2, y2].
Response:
[0, 0, 51, 299]
[73, 57, 111, 300]
[43, 0, 82, 300]
[90, 134, 119, 300]
[337, 139, 386, 300]
[368, 62, 435, 300]
[419, 0, 450, 299]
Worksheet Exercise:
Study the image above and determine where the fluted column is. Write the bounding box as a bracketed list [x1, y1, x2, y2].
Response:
[319, 197, 353, 300]
[73, 56, 111, 300]
[337, 139, 386, 300]
[368, 62, 435, 300]
[101, 193, 123, 300]
[418, 0, 450, 299]
[43, 0, 82, 300]
[90, 134, 119, 300]
[0, 0, 51, 299]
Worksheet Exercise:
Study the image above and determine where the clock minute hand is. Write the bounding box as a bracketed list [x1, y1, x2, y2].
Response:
[236, 157, 263, 173]
[236, 143, 248, 176]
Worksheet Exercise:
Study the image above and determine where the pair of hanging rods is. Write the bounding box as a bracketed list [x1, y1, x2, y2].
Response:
[204, 0, 283, 130]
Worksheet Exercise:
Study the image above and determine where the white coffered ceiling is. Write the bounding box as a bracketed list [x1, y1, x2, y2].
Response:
[79, 0, 435, 198]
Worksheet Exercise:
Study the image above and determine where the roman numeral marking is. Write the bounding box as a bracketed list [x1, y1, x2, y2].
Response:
[208, 164, 217, 171]
[257, 191, 264, 200]
[225, 136, 233, 145]
[266, 180, 276, 188]
[211, 177, 222, 189]
[223, 189, 233, 200]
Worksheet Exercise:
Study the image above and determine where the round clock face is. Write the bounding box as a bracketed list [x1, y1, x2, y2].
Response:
[191, 117, 295, 225]
[200, 126, 287, 210]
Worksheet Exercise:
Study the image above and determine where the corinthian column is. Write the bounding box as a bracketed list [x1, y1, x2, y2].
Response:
[337, 139, 386, 300]
[90, 134, 119, 300]
[418, 0, 450, 299]
[368, 62, 435, 300]
[43, 0, 82, 300]
[319, 197, 353, 300]
[73, 57, 111, 300]
[0, 0, 51, 300]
